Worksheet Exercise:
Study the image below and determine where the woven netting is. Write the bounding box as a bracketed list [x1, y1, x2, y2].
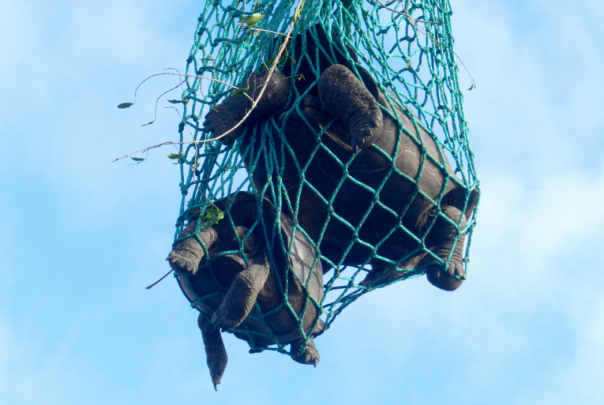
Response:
[173, 0, 479, 355]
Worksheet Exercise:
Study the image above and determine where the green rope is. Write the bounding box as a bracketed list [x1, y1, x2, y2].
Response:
[173, 0, 479, 355]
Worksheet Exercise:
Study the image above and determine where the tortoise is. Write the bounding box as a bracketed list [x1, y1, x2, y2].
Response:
[202, 25, 479, 291]
[167, 191, 324, 390]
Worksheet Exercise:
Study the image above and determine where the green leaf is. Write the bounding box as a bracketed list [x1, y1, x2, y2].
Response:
[261, 57, 278, 69]
[240, 13, 263, 27]
[231, 86, 249, 96]
[199, 208, 224, 228]
[118, 102, 133, 109]
[167, 152, 184, 160]
[293, 2, 305, 24]
[204, 208, 224, 220]
[168, 99, 185, 104]
[131, 157, 145, 162]
[468, 83, 476, 91]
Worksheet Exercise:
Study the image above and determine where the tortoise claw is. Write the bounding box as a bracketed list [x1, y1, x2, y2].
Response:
[210, 304, 245, 332]
[426, 264, 464, 291]
[445, 262, 466, 280]
[455, 263, 467, 280]
[291, 339, 321, 366]
[350, 118, 382, 152]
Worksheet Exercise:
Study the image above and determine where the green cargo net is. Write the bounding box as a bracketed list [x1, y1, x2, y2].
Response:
[172, 0, 479, 356]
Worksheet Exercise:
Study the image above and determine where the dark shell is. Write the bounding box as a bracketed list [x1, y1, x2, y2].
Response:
[237, 25, 479, 277]
[240, 93, 478, 269]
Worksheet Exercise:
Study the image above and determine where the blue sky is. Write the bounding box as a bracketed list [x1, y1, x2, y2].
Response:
[1, 0, 603, 404]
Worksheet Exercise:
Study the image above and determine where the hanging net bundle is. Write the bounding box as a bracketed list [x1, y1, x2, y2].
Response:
[170, 0, 480, 357]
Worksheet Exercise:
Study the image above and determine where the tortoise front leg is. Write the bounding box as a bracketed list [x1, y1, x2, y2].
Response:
[167, 222, 217, 275]
[318, 64, 383, 152]
[202, 70, 290, 145]
[211, 263, 270, 331]
[198, 313, 228, 391]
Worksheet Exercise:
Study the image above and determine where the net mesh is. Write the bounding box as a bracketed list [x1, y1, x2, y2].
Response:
[172, 0, 479, 356]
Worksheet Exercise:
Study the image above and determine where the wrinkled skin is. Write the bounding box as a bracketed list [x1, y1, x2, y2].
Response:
[202, 26, 479, 291]
[167, 192, 324, 389]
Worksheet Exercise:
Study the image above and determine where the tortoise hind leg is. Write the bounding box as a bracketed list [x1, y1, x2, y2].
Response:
[424, 205, 467, 291]
[211, 263, 270, 331]
[198, 313, 228, 391]
[291, 337, 320, 367]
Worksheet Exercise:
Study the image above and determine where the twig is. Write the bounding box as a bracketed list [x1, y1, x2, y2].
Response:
[375, 0, 441, 25]
[204, 0, 305, 143]
[165, 106, 200, 168]
[142, 79, 186, 127]
[165, 72, 255, 102]
[248, 27, 287, 36]
[125, 72, 255, 105]
[165, 107, 195, 140]
[375, 0, 476, 89]
[114, 141, 196, 162]
[115, 0, 306, 162]
[146, 269, 174, 289]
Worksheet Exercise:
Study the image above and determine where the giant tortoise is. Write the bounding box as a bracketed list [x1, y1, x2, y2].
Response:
[202, 25, 479, 291]
[167, 191, 324, 389]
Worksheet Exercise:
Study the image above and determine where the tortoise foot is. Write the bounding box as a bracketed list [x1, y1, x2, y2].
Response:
[426, 264, 465, 291]
[318, 64, 383, 152]
[211, 300, 248, 331]
[202, 105, 245, 145]
[350, 116, 383, 153]
[211, 263, 270, 331]
[167, 237, 204, 274]
[291, 338, 320, 367]
[203, 71, 290, 145]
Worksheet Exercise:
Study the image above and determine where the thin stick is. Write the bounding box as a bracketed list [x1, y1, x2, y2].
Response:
[376, 0, 441, 25]
[125, 72, 254, 103]
[204, 0, 305, 142]
[146, 269, 174, 289]
[114, 0, 306, 162]
[114, 141, 194, 162]
[248, 27, 288, 36]
[165, 106, 200, 169]
[375, 0, 476, 89]
[142, 79, 186, 127]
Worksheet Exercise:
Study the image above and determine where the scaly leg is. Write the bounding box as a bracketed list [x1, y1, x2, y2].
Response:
[198, 313, 228, 391]
[211, 263, 270, 331]
[424, 205, 467, 291]
[318, 64, 383, 152]
[290, 337, 320, 367]
[167, 222, 217, 275]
